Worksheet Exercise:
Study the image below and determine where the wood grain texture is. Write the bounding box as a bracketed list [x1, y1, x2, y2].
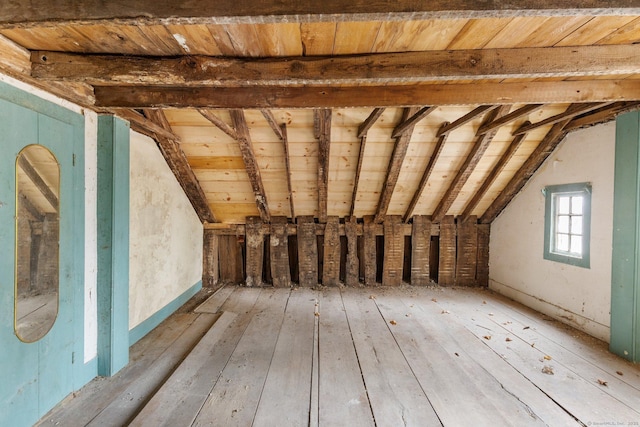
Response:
[476, 223, 490, 286]
[245, 216, 265, 287]
[363, 216, 377, 287]
[202, 230, 219, 288]
[345, 216, 359, 286]
[455, 216, 478, 286]
[411, 216, 431, 286]
[297, 216, 318, 287]
[322, 216, 340, 286]
[315, 109, 331, 223]
[270, 216, 291, 287]
[382, 216, 404, 286]
[438, 216, 456, 286]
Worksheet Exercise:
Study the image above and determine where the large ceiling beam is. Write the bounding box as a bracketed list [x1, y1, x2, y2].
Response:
[32, 45, 640, 86]
[3, 1, 639, 28]
[93, 80, 640, 109]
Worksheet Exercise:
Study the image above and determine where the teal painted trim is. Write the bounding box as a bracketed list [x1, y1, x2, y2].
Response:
[77, 357, 98, 387]
[542, 182, 591, 268]
[611, 111, 640, 362]
[129, 281, 202, 345]
[97, 115, 130, 376]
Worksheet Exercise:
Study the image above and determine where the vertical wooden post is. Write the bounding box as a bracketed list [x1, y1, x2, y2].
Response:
[476, 223, 490, 287]
[203, 229, 219, 288]
[383, 215, 404, 286]
[322, 216, 340, 286]
[411, 215, 431, 286]
[456, 216, 478, 286]
[219, 235, 243, 284]
[363, 216, 377, 286]
[345, 216, 359, 286]
[297, 216, 318, 287]
[270, 216, 290, 287]
[245, 216, 264, 287]
[438, 215, 456, 286]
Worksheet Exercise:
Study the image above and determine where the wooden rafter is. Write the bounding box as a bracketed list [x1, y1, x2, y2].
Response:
[18, 156, 58, 210]
[315, 109, 331, 223]
[229, 109, 271, 222]
[437, 106, 495, 137]
[111, 108, 177, 141]
[432, 106, 508, 223]
[477, 104, 543, 135]
[280, 124, 295, 219]
[93, 80, 640, 109]
[34, 45, 640, 85]
[374, 107, 423, 224]
[480, 105, 585, 224]
[513, 102, 612, 135]
[357, 108, 385, 138]
[565, 101, 640, 131]
[459, 126, 530, 223]
[5, 2, 639, 28]
[18, 192, 44, 220]
[404, 123, 450, 223]
[260, 110, 285, 141]
[143, 109, 216, 223]
[198, 109, 238, 140]
[391, 106, 436, 138]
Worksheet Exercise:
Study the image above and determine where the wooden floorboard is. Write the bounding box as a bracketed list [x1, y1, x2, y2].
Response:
[37, 285, 640, 427]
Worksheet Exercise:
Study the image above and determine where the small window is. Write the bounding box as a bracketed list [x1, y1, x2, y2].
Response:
[544, 183, 591, 268]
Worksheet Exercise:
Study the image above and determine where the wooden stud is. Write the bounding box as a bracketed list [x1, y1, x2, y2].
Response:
[94, 80, 640, 109]
[476, 223, 490, 287]
[345, 216, 359, 286]
[480, 108, 578, 224]
[270, 216, 290, 287]
[455, 216, 478, 286]
[281, 124, 295, 219]
[297, 216, 318, 287]
[315, 109, 331, 223]
[322, 216, 340, 286]
[375, 107, 421, 223]
[218, 235, 243, 284]
[403, 123, 450, 222]
[202, 229, 219, 288]
[198, 109, 238, 140]
[459, 128, 529, 223]
[411, 215, 431, 286]
[229, 109, 271, 222]
[35, 45, 640, 85]
[382, 215, 404, 286]
[357, 108, 385, 138]
[350, 134, 367, 217]
[363, 216, 377, 287]
[432, 106, 508, 223]
[437, 105, 495, 137]
[438, 216, 456, 286]
[245, 216, 265, 287]
[142, 108, 216, 223]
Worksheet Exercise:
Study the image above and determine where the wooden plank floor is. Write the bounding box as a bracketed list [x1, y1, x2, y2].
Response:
[37, 286, 640, 427]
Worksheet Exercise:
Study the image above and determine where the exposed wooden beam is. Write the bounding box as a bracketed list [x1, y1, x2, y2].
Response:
[432, 106, 509, 223]
[513, 102, 612, 135]
[261, 110, 285, 141]
[477, 104, 543, 135]
[198, 109, 238, 140]
[111, 108, 177, 141]
[7, 2, 640, 28]
[315, 109, 331, 223]
[143, 109, 216, 223]
[480, 106, 584, 224]
[391, 106, 436, 138]
[565, 101, 640, 131]
[459, 127, 529, 223]
[357, 108, 385, 138]
[403, 123, 450, 223]
[18, 192, 44, 221]
[374, 107, 421, 224]
[229, 109, 271, 223]
[93, 80, 640, 109]
[350, 134, 367, 218]
[437, 105, 495, 137]
[18, 155, 58, 210]
[34, 45, 640, 86]
[281, 124, 295, 219]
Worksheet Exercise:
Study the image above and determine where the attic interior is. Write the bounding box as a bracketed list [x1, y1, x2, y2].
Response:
[2, 2, 640, 426]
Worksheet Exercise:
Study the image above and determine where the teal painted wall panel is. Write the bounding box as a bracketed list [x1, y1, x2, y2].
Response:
[612, 111, 640, 362]
[96, 115, 130, 376]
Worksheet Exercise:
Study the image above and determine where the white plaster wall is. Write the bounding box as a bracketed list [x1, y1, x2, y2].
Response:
[489, 123, 615, 342]
[129, 131, 203, 329]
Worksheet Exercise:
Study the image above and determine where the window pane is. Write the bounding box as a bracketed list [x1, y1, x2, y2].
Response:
[556, 233, 569, 252]
[571, 216, 583, 235]
[557, 215, 570, 233]
[557, 196, 570, 214]
[572, 196, 583, 215]
[571, 235, 583, 255]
